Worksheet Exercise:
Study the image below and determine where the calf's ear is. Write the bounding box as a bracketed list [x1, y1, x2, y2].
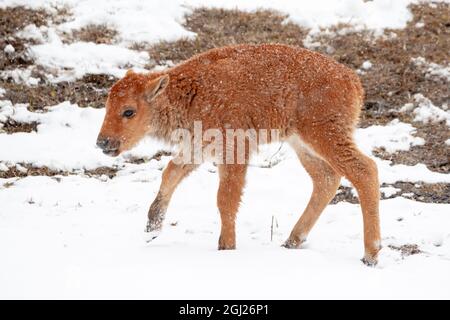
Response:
[145, 75, 169, 103]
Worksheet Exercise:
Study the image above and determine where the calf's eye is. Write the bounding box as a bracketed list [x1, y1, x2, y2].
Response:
[122, 109, 135, 118]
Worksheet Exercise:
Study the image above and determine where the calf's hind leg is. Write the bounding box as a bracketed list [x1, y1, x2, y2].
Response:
[305, 133, 381, 265]
[342, 150, 381, 266]
[217, 164, 247, 250]
[284, 146, 341, 248]
[145, 160, 198, 242]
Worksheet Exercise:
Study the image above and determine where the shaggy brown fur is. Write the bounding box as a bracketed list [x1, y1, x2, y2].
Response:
[97, 44, 381, 265]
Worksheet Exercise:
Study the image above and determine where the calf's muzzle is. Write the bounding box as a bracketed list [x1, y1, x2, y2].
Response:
[96, 135, 121, 156]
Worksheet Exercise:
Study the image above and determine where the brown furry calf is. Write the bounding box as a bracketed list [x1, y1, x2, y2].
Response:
[97, 44, 381, 265]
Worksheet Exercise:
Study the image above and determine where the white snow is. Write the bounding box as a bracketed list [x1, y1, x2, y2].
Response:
[10, 25, 150, 82]
[14, 163, 27, 173]
[1, 67, 40, 86]
[1, 160, 450, 299]
[28, 33, 149, 82]
[31, 42, 149, 81]
[0, 87, 5, 97]
[355, 119, 424, 154]
[400, 102, 415, 113]
[400, 94, 450, 127]
[16, 24, 48, 43]
[446, 139, 450, 146]
[412, 94, 450, 126]
[413, 57, 450, 81]
[361, 60, 373, 70]
[2, 0, 196, 46]
[415, 21, 425, 28]
[377, 162, 450, 184]
[4, 44, 15, 53]
[0, 100, 170, 171]
[380, 186, 400, 197]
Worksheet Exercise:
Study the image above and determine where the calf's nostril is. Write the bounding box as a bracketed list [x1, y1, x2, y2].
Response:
[97, 136, 120, 151]
[96, 136, 109, 149]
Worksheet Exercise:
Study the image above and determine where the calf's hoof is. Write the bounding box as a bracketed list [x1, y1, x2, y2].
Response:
[218, 236, 236, 250]
[362, 243, 382, 266]
[282, 237, 305, 249]
[361, 255, 378, 267]
[218, 243, 236, 250]
[144, 220, 161, 243]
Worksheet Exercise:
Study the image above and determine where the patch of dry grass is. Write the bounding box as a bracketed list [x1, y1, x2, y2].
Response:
[311, 3, 450, 112]
[388, 244, 422, 257]
[0, 163, 118, 179]
[125, 150, 173, 164]
[2, 74, 117, 110]
[0, 7, 116, 111]
[374, 122, 450, 174]
[0, 6, 50, 70]
[331, 186, 359, 204]
[0, 164, 67, 179]
[385, 182, 450, 203]
[1, 119, 38, 134]
[0, 7, 118, 112]
[146, 8, 308, 67]
[67, 24, 118, 44]
[332, 181, 450, 204]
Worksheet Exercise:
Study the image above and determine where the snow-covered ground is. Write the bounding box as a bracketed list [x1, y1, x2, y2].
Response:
[2, 159, 450, 299]
[1, 0, 449, 299]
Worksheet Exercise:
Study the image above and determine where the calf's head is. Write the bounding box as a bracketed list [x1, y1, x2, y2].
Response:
[96, 70, 169, 156]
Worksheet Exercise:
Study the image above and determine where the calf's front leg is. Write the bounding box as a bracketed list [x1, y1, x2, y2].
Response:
[145, 160, 197, 242]
[217, 164, 247, 250]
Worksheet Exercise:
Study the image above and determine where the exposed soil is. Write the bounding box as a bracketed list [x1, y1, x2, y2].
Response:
[0, 163, 118, 179]
[332, 181, 450, 204]
[0, 6, 50, 70]
[147, 8, 308, 67]
[85, 166, 118, 178]
[0, 6, 69, 70]
[66, 24, 118, 44]
[2, 73, 117, 110]
[388, 244, 422, 257]
[373, 122, 450, 174]
[311, 3, 450, 111]
[0, 150, 173, 179]
[383, 182, 450, 204]
[331, 186, 359, 205]
[125, 150, 173, 164]
[0, 164, 67, 179]
[1, 119, 38, 134]
[0, 7, 114, 110]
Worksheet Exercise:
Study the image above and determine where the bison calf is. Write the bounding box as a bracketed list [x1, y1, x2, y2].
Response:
[97, 44, 381, 265]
